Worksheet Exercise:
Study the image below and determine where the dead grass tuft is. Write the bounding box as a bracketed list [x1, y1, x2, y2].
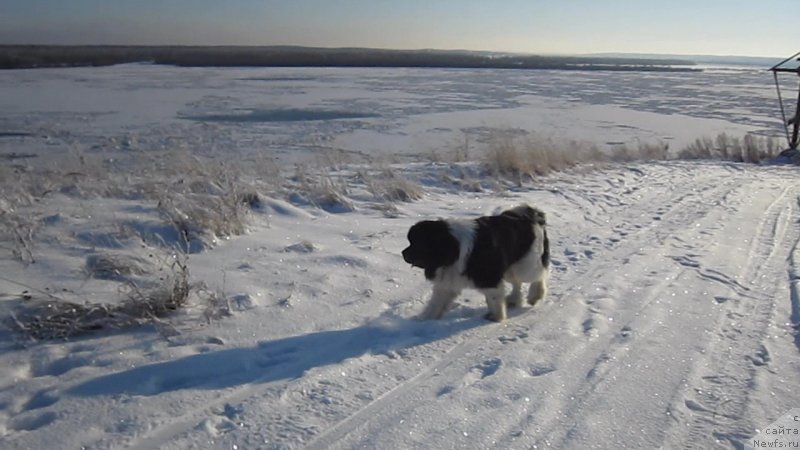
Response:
[364, 168, 424, 203]
[10, 257, 190, 341]
[484, 132, 600, 184]
[85, 253, 152, 281]
[483, 130, 778, 186]
[677, 133, 780, 163]
[0, 210, 37, 265]
[290, 164, 355, 212]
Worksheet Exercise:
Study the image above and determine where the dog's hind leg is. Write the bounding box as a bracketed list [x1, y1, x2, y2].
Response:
[420, 287, 459, 320]
[506, 282, 524, 308]
[527, 278, 547, 306]
[482, 286, 507, 322]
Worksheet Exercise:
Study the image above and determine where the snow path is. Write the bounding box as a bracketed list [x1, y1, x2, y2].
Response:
[2, 162, 799, 450]
[303, 164, 800, 450]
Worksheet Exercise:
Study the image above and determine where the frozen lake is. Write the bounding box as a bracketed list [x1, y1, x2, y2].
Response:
[0, 64, 785, 165]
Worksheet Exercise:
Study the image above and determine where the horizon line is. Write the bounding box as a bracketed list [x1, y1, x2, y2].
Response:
[0, 43, 787, 60]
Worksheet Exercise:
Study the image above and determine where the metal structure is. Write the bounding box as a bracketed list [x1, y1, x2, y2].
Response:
[770, 51, 800, 150]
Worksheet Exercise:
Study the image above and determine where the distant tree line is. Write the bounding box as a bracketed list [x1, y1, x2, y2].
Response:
[0, 45, 698, 71]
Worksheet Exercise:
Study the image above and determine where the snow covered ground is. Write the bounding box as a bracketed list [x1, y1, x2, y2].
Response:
[0, 65, 798, 450]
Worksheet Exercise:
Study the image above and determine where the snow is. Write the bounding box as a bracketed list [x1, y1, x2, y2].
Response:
[1, 65, 798, 450]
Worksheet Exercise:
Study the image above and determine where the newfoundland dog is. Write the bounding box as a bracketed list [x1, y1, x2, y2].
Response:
[402, 204, 550, 322]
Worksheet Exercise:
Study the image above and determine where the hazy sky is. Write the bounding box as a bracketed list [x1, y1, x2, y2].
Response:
[1, 0, 797, 57]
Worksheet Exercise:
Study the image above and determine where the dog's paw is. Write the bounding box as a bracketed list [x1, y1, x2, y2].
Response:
[505, 293, 523, 309]
[417, 311, 437, 321]
[483, 312, 505, 322]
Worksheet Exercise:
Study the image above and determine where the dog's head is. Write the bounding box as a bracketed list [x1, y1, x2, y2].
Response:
[402, 220, 460, 279]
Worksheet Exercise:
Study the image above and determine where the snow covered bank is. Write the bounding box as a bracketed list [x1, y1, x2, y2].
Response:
[1, 159, 799, 449]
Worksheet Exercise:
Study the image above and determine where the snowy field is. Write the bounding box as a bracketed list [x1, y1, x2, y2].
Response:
[0, 65, 798, 450]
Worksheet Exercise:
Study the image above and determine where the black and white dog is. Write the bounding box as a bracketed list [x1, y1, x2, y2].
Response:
[402, 205, 550, 322]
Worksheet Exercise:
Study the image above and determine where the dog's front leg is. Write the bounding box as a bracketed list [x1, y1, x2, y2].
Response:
[482, 286, 507, 322]
[420, 286, 459, 320]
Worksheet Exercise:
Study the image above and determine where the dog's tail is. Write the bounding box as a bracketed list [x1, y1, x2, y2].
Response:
[542, 227, 550, 268]
[504, 204, 547, 226]
[532, 208, 546, 226]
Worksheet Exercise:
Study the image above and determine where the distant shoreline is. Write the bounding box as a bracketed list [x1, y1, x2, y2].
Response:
[0, 45, 700, 72]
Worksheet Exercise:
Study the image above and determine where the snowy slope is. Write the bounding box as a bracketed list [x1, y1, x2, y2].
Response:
[1, 161, 798, 450]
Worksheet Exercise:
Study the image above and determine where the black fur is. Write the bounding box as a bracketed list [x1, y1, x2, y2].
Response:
[403, 204, 550, 321]
[465, 206, 539, 288]
[402, 205, 549, 285]
[402, 220, 460, 280]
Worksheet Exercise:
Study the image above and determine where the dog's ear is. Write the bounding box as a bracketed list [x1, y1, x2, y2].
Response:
[406, 220, 460, 278]
[420, 221, 459, 278]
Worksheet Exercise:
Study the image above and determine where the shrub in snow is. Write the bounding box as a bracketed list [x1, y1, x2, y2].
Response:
[84, 252, 152, 281]
[10, 257, 190, 341]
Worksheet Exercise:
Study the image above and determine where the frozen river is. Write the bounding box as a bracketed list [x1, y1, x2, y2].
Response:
[0, 64, 785, 165]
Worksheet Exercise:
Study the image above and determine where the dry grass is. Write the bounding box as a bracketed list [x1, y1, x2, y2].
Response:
[196, 284, 233, 324]
[483, 131, 780, 185]
[483, 132, 603, 184]
[0, 149, 277, 255]
[84, 252, 152, 281]
[289, 163, 355, 212]
[677, 133, 780, 163]
[609, 142, 670, 162]
[363, 168, 424, 203]
[443, 131, 473, 163]
[0, 209, 37, 265]
[150, 152, 257, 250]
[156, 192, 249, 253]
[10, 257, 190, 341]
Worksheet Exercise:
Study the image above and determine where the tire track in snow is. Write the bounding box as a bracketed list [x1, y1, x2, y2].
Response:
[661, 181, 798, 449]
[787, 197, 800, 351]
[493, 171, 757, 450]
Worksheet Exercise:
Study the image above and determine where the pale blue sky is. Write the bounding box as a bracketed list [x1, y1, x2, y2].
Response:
[0, 0, 797, 57]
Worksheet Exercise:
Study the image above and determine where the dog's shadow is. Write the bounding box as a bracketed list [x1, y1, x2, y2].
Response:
[69, 315, 484, 397]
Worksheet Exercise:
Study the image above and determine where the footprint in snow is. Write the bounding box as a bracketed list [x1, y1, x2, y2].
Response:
[684, 398, 711, 413]
[472, 358, 502, 379]
[22, 389, 60, 411]
[498, 329, 530, 344]
[617, 326, 633, 341]
[564, 248, 578, 256]
[527, 365, 557, 377]
[9, 411, 57, 432]
[670, 255, 701, 268]
[441, 358, 504, 395]
[746, 345, 770, 367]
[32, 354, 111, 378]
[196, 416, 238, 437]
